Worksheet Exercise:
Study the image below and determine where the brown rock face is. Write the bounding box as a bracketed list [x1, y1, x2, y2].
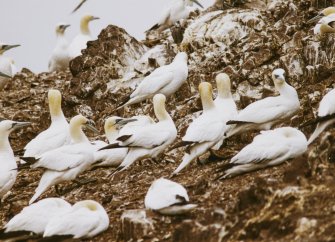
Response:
[1, 0, 335, 241]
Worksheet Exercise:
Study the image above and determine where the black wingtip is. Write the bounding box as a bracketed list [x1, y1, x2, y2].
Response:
[117, 135, 132, 143]
[300, 113, 335, 128]
[226, 120, 254, 125]
[20, 156, 38, 164]
[39, 234, 76, 242]
[169, 141, 194, 151]
[0, 230, 36, 240]
[146, 23, 159, 33]
[99, 143, 122, 151]
[107, 166, 124, 178]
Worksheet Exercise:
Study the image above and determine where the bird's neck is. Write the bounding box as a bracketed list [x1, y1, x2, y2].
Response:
[49, 102, 65, 123]
[81, 20, 91, 35]
[277, 82, 298, 98]
[218, 85, 232, 99]
[201, 92, 215, 111]
[70, 124, 89, 144]
[154, 103, 172, 122]
[0, 133, 10, 151]
[105, 127, 119, 143]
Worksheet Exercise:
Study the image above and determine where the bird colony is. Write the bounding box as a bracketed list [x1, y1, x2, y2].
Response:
[1, 0, 335, 241]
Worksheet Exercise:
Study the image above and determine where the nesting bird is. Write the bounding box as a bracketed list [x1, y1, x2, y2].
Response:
[68, 15, 99, 59]
[173, 77, 236, 175]
[118, 52, 188, 109]
[49, 23, 71, 72]
[217, 127, 308, 179]
[28, 115, 98, 204]
[44, 200, 109, 239]
[0, 120, 30, 201]
[308, 7, 335, 35]
[145, 178, 196, 215]
[301, 89, 335, 144]
[226, 68, 300, 138]
[100, 94, 177, 173]
[2, 198, 71, 236]
[0, 43, 20, 90]
[146, 0, 203, 33]
[23, 89, 70, 158]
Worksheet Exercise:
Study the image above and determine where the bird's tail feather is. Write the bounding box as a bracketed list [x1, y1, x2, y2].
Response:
[308, 120, 333, 145]
[29, 172, 57, 205]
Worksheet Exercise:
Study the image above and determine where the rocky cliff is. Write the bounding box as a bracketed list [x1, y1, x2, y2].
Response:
[1, 0, 335, 241]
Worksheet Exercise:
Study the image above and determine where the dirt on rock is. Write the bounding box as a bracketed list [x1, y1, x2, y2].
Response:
[1, 0, 335, 241]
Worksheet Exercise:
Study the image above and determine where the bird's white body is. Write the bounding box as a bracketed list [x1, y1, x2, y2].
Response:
[24, 90, 70, 158]
[145, 178, 196, 215]
[119, 52, 188, 108]
[308, 89, 335, 144]
[4, 198, 71, 234]
[222, 127, 308, 178]
[314, 15, 335, 35]
[44, 200, 109, 239]
[49, 29, 70, 72]
[0, 55, 13, 90]
[68, 33, 91, 59]
[29, 115, 97, 204]
[226, 69, 300, 137]
[0, 120, 30, 199]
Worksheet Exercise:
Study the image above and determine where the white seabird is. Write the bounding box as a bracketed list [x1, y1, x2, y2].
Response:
[49, 23, 71, 72]
[172, 81, 232, 175]
[145, 178, 197, 215]
[28, 115, 99, 204]
[0, 43, 20, 90]
[92, 117, 137, 167]
[0, 71, 11, 78]
[71, 0, 88, 13]
[44, 200, 109, 239]
[226, 68, 300, 138]
[307, 6, 335, 24]
[117, 52, 188, 109]
[146, 0, 203, 33]
[23, 89, 71, 158]
[68, 15, 99, 59]
[100, 94, 177, 173]
[313, 15, 335, 35]
[0, 120, 30, 200]
[301, 89, 335, 145]
[3, 198, 71, 236]
[217, 127, 308, 179]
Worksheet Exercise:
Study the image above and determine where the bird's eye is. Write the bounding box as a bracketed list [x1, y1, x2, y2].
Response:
[274, 75, 279, 78]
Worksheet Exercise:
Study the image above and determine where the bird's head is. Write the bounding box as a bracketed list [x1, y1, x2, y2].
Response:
[174, 52, 188, 63]
[73, 200, 102, 212]
[81, 15, 100, 34]
[48, 89, 63, 117]
[0, 119, 30, 136]
[0, 44, 20, 55]
[307, 7, 335, 23]
[70, 115, 99, 134]
[55, 23, 70, 36]
[272, 68, 286, 87]
[185, 0, 204, 8]
[104, 116, 137, 133]
[215, 73, 231, 98]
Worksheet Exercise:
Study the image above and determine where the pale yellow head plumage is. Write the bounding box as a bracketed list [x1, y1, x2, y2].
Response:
[322, 7, 335, 16]
[80, 15, 99, 35]
[75, 200, 98, 211]
[153, 94, 170, 121]
[216, 73, 231, 98]
[55, 23, 70, 36]
[199, 82, 215, 110]
[48, 89, 62, 117]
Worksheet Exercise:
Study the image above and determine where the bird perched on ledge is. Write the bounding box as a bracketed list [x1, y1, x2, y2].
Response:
[0, 43, 20, 90]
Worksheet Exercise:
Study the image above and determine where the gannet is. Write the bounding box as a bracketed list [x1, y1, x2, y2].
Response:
[146, 0, 203, 33]
[68, 15, 99, 59]
[28, 115, 99, 204]
[307, 6, 335, 24]
[3, 198, 71, 236]
[92, 117, 137, 167]
[0, 120, 30, 200]
[118, 52, 188, 109]
[226, 69, 300, 138]
[71, 0, 88, 13]
[300, 89, 335, 144]
[23, 89, 71, 158]
[100, 94, 177, 173]
[0, 71, 11, 78]
[172, 82, 230, 175]
[44, 200, 109, 239]
[145, 178, 197, 215]
[313, 15, 335, 35]
[0, 44, 20, 90]
[49, 23, 71, 72]
[217, 127, 308, 179]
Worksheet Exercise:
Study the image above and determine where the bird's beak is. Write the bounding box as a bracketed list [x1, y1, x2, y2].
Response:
[115, 118, 137, 128]
[13, 121, 31, 130]
[307, 14, 323, 24]
[191, 0, 204, 8]
[85, 120, 99, 134]
[91, 16, 100, 21]
[0, 71, 11, 78]
[63, 24, 71, 30]
[3, 44, 20, 52]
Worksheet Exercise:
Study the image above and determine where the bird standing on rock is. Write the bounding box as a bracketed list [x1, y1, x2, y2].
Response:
[0, 120, 30, 201]
[117, 52, 189, 109]
[226, 68, 300, 138]
[101, 94, 177, 174]
[49, 23, 71, 72]
[68, 15, 99, 59]
[0, 43, 20, 90]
